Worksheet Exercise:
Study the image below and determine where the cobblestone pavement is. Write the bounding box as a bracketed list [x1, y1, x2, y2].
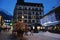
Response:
[0, 31, 60, 40]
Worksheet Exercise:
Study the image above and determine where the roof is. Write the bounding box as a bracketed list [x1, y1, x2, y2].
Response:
[16, 1, 43, 7]
[42, 20, 60, 26]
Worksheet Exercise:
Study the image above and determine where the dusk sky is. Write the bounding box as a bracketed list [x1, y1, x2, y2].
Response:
[0, 0, 60, 16]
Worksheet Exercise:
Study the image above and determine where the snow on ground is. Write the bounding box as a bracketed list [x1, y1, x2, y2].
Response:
[43, 31, 60, 38]
[24, 31, 60, 40]
[33, 31, 60, 39]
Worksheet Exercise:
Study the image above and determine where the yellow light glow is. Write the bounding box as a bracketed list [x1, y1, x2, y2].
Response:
[22, 16, 24, 18]
[37, 26, 40, 30]
[0, 16, 2, 21]
[33, 26, 35, 29]
[41, 27, 43, 29]
[43, 27, 45, 29]
[55, 26, 56, 29]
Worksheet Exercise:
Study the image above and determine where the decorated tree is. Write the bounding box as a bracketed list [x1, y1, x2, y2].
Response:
[13, 20, 28, 39]
[16, 20, 26, 32]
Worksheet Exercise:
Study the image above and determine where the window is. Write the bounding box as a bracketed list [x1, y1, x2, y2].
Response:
[28, 12, 31, 15]
[18, 7, 22, 10]
[38, 8, 40, 10]
[39, 12, 41, 15]
[24, 7, 27, 10]
[29, 8, 31, 10]
[32, 20, 35, 23]
[39, 16, 42, 19]
[32, 15, 35, 19]
[28, 16, 31, 19]
[18, 11, 22, 14]
[36, 16, 39, 19]
[31, 12, 35, 15]
[28, 20, 31, 23]
[41, 7, 43, 11]
[24, 20, 27, 23]
[36, 12, 39, 15]
[32, 12, 35, 15]
[18, 12, 22, 14]
[32, 8, 34, 10]
[39, 8, 41, 11]
[35, 8, 38, 11]
[33, 12, 34, 14]
[24, 16, 27, 18]
[24, 11, 27, 14]
[39, 8, 43, 11]
[36, 20, 39, 23]
[27, 7, 29, 9]
[18, 16, 22, 18]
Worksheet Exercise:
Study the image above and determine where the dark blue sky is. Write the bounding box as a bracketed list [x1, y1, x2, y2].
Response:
[0, 0, 60, 16]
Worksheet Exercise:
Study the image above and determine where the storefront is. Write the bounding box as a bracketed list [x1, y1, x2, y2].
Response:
[0, 15, 3, 27]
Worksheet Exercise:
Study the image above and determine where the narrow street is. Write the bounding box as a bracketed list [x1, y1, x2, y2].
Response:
[0, 31, 60, 40]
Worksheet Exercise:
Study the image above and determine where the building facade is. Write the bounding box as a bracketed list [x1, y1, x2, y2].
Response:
[40, 6, 60, 26]
[0, 10, 13, 27]
[0, 15, 3, 27]
[14, 0, 44, 27]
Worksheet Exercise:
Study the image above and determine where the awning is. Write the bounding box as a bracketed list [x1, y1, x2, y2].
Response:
[42, 21, 60, 26]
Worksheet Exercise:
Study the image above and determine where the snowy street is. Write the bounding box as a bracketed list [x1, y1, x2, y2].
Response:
[24, 31, 60, 40]
[0, 31, 60, 40]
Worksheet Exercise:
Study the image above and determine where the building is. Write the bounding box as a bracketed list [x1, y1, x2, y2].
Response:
[14, 0, 44, 27]
[40, 6, 60, 26]
[0, 10, 13, 26]
[0, 15, 3, 27]
[40, 6, 60, 31]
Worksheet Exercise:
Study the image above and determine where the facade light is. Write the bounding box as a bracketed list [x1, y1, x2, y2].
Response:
[37, 26, 40, 30]
[41, 27, 43, 29]
[22, 16, 24, 18]
[43, 27, 45, 29]
[33, 26, 35, 29]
